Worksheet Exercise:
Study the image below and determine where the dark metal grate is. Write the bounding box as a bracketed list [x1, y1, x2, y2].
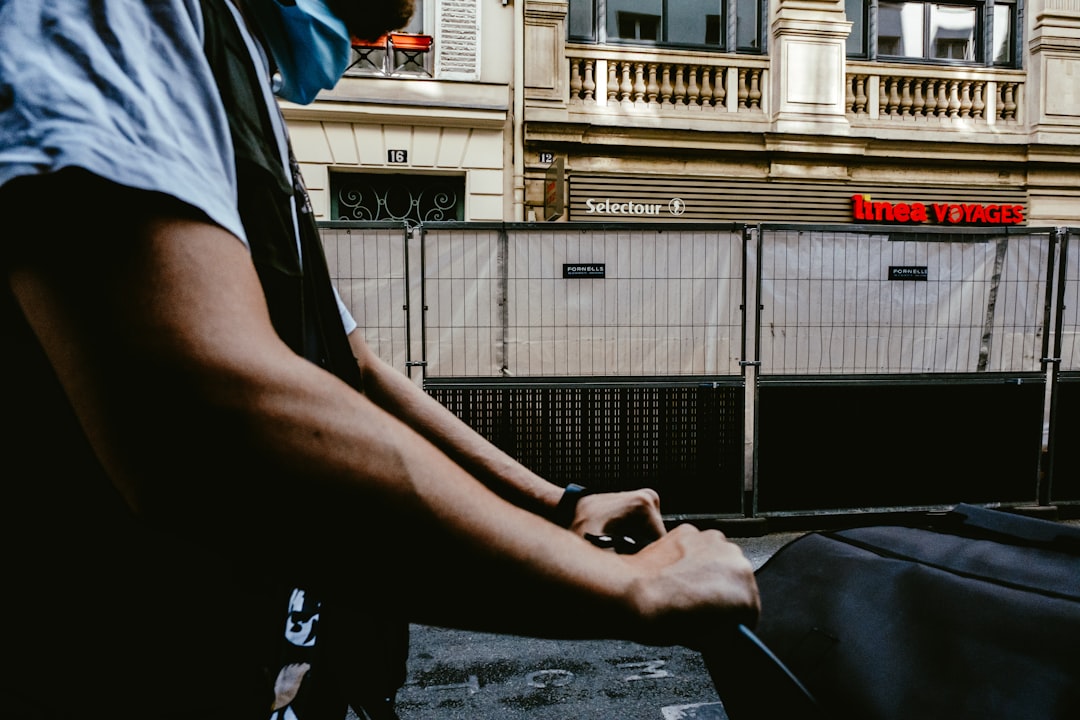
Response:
[756, 380, 1045, 513]
[1050, 377, 1080, 504]
[427, 384, 745, 515]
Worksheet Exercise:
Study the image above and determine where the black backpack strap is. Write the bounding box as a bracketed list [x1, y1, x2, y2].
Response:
[198, 0, 362, 392]
[936, 503, 1080, 555]
[288, 146, 365, 392]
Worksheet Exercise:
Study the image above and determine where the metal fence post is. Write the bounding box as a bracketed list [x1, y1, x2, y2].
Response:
[1042, 227, 1070, 506]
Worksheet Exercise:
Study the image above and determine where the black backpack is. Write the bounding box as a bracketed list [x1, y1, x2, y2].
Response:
[752, 504, 1080, 720]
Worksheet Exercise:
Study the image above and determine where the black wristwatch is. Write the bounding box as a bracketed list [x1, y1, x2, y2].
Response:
[553, 483, 592, 528]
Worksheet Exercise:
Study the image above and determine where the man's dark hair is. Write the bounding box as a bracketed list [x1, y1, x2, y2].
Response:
[330, 0, 416, 40]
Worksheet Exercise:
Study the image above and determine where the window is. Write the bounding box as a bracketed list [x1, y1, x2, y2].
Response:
[331, 173, 465, 223]
[569, 0, 763, 53]
[846, 0, 1018, 66]
[992, 0, 1015, 64]
[845, 0, 868, 56]
[345, 0, 433, 77]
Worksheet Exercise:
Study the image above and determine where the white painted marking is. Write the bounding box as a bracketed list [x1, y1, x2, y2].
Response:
[525, 669, 575, 688]
[660, 701, 727, 719]
[424, 675, 480, 694]
[617, 659, 671, 681]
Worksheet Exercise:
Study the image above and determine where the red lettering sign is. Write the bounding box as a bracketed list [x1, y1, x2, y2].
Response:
[853, 195, 1024, 226]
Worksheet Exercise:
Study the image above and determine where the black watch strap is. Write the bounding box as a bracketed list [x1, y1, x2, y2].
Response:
[553, 483, 591, 528]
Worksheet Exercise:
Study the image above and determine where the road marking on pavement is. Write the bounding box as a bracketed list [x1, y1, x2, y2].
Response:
[616, 659, 671, 681]
[525, 669, 575, 688]
[661, 701, 727, 719]
[424, 675, 480, 694]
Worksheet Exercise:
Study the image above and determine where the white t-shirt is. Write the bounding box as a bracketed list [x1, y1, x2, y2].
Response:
[0, 0, 357, 331]
[0, 0, 245, 244]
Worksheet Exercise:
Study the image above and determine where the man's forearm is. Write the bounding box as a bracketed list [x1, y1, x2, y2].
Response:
[348, 331, 566, 519]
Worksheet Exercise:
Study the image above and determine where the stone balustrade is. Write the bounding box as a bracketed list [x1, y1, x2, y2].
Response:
[567, 45, 768, 114]
[846, 62, 1025, 126]
[561, 47, 1028, 132]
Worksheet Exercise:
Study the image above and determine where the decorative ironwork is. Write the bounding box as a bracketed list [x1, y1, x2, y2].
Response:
[333, 174, 464, 223]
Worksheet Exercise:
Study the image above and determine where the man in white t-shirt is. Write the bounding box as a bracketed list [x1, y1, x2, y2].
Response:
[0, 2, 759, 718]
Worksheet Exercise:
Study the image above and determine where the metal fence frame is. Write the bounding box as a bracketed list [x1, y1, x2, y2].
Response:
[321, 221, 1079, 518]
[752, 225, 1062, 516]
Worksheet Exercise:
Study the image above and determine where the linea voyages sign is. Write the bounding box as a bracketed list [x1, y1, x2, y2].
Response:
[852, 194, 1025, 226]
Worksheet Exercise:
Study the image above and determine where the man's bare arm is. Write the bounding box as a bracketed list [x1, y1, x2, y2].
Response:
[9, 203, 756, 645]
[348, 329, 668, 539]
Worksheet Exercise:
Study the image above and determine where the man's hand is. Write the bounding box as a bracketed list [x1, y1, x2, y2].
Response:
[621, 523, 760, 649]
[569, 488, 666, 543]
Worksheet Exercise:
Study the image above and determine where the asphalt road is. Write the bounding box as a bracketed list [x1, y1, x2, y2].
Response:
[346, 532, 806, 720]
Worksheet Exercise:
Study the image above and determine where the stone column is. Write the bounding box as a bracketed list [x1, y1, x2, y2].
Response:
[524, 0, 569, 106]
[1026, 0, 1080, 224]
[1028, 0, 1080, 139]
[770, 0, 852, 133]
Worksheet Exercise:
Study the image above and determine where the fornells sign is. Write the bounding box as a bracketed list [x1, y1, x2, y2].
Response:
[852, 194, 1025, 226]
[563, 263, 606, 278]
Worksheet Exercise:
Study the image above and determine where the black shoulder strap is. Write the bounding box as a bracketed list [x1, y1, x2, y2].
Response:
[289, 146, 366, 392]
[939, 503, 1080, 555]
[199, 0, 363, 392]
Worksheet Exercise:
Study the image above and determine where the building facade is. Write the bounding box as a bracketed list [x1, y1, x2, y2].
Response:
[284, 0, 1080, 227]
[522, 0, 1080, 227]
[284, 0, 518, 224]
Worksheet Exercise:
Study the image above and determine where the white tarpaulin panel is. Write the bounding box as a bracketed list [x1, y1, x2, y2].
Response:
[323, 225, 410, 370]
[323, 224, 1059, 380]
[1062, 237, 1080, 372]
[422, 226, 745, 377]
[503, 227, 744, 377]
[758, 230, 1052, 374]
[423, 227, 504, 377]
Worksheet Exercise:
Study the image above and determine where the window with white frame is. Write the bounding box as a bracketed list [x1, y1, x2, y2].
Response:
[569, 0, 764, 53]
[845, 0, 1018, 66]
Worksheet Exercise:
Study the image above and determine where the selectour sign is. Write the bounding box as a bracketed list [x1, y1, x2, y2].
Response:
[585, 197, 687, 217]
[853, 194, 1025, 226]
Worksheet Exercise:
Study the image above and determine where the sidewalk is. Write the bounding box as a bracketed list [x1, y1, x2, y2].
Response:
[366, 531, 802, 720]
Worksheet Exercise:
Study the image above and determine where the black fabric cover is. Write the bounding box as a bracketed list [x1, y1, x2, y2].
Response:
[753, 505, 1080, 720]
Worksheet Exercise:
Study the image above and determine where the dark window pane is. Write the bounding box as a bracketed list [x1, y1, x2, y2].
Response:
[568, 0, 596, 41]
[736, 0, 760, 49]
[615, 11, 661, 41]
[705, 14, 723, 46]
[845, 0, 867, 56]
[669, 0, 723, 46]
[993, 3, 1014, 64]
[608, 0, 663, 41]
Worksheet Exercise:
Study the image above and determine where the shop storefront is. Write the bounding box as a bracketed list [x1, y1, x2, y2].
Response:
[565, 173, 1030, 226]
